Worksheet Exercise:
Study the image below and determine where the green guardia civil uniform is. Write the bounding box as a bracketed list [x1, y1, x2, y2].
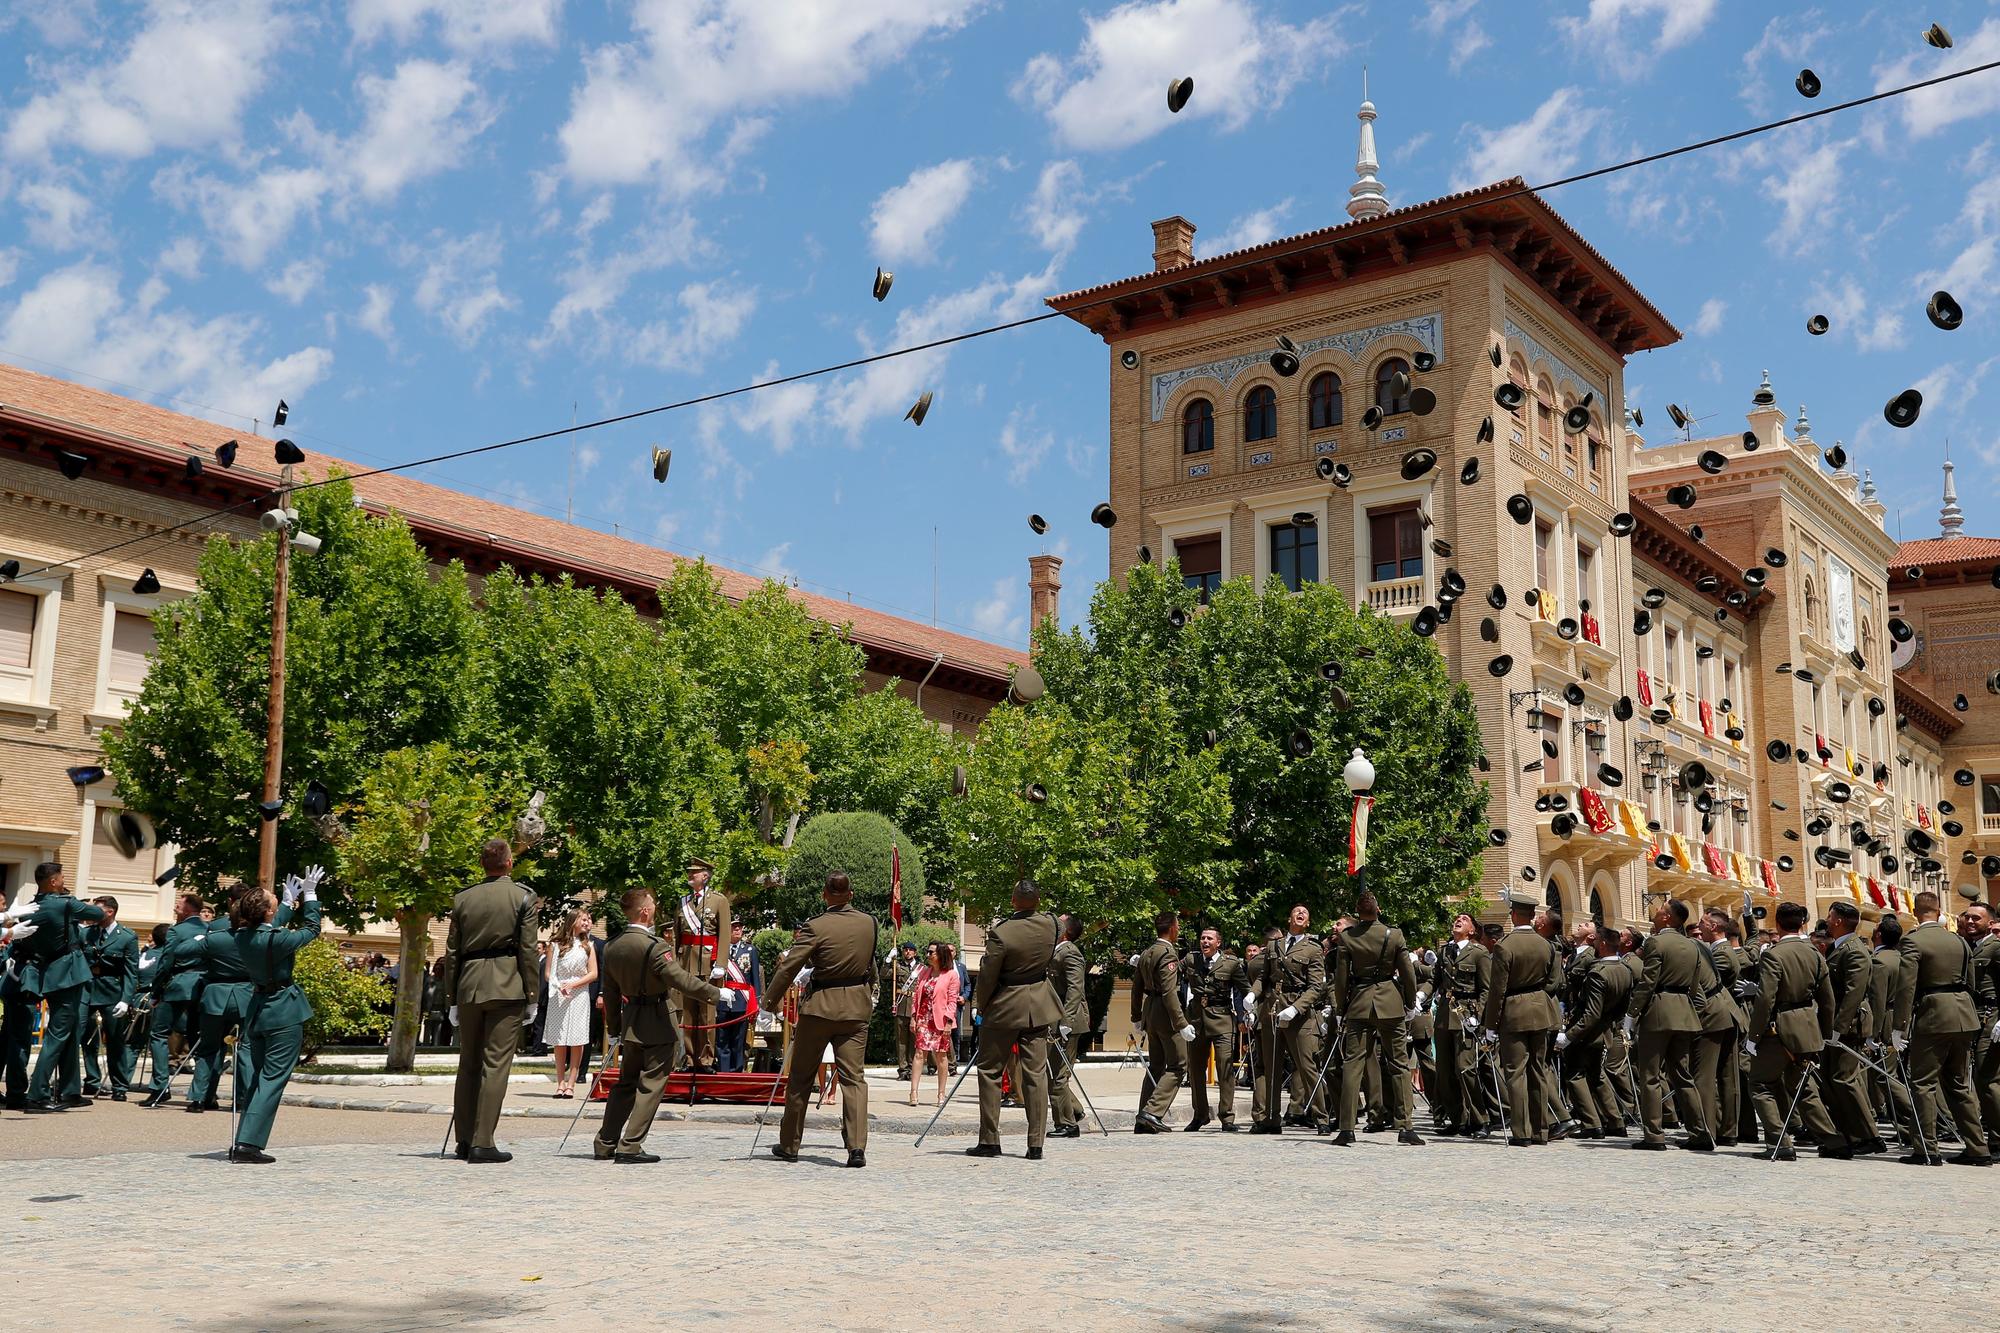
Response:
[1746, 934, 1841, 1151]
[1184, 946, 1247, 1128]
[1046, 936, 1091, 1128]
[973, 910, 1062, 1149]
[1627, 929, 1708, 1145]
[80, 919, 140, 1094]
[1969, 933, 2000, 1139]
[1130, 936, 1189, 1124]
[1820, 931, 1879, 1147]
[1895, 920, 1988, 1156]
[1332, 918, 1417, 1134]
[234, 899, 322, 1151]
[146, 915, 211, 1096]
[593, 923, 723, 1158]
[444, 873, 538, 1152]
[763, 901, 879, 1154]
[1562, 949, 1635, 1134]
[1479, 925, 1561, 1142]
[20, 893, 108, 1104]
[181, 922, 255, 1108]
[1690, 940, 1745, 1147]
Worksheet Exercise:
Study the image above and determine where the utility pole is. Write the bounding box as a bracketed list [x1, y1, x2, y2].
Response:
[257, 467, 292, 894]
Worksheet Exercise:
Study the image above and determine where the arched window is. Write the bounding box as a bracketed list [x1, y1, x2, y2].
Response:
[1308, 372, 1343, 430]
[1243, 385, 1276, 442]
[1182, 398, 1214, 454]
[1374, 357, 1411, 414]
[1534, 377, 1556, 460]
[1588, 887, 1605, 923]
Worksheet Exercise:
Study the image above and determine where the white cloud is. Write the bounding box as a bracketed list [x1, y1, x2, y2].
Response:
[1915, 236, 1997, 314]
[1452, 88, 1605, 191]
[755, 541, 798, 584]
[264, 259, 324, 305]
[869, 159, 979, 264]
[0, 248, 19, 288]
[1196, 198, 1294, 257]
[156, 237, 202, 279]
[345, 59, 494, 201]
[735, 360, 820, 453]
[1762, 138, 1848, 257]
[538, 212, 709, 345]
[152, 163, 332, 268]
[356, 283, 396, 342]
[997, 407, 1053, 484]
[1691, 298, 1726, 337]
[0, 260, 333, 421]
[1023, 160, 1087, 254]
[350, 0, 563, 52]
[968, 575, 1024, 642]
[1807, 274, 1907, 353]
[412, 229, 515, 343]
[5, 0, 102, 46]
[1737, 11, 1833, 113]
[4, 0, 286, 160]
[558, 0, 983, 191]
[1423, 0, 1490, 73]
[626, 280, 758, 371]
[16, 179, 100, 249]
[1556, 0, 1718, 56]
[1016, 0, 1347, 153]
[1874, 18, 2000, 140]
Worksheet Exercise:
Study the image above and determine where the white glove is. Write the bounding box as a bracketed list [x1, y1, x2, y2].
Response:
[717, 988, 739, 1008]
[1415, 988, 1431, 1009]
[1890, 1029, 1907, 1053]
[1058, 1024, 1072, 1039]
[1461, 1012, 1478, 1034]
[448, 1005, 459, 1026]
[1178, 1025, 1196, 1043]
[525, 1005, 539, 1027]
[7, 921, 38, 943]
[301, 864, 326, 900]
[1481, 1028, 1499, 1044]
[112, 1001, 129, 1018]
[709, 964, 725, 979]
[282, 875, 303, 906]
[1, 901, 34, 923]
[1991, 1019, 2000, 1044]
[1554, 1030, 1569, 1051]
[1621, 1016, 1636, 1040]
[1742, 1039, 1758, 1058]
[1277, 1006, 1298, 1024]
[138, 953, 156, 971]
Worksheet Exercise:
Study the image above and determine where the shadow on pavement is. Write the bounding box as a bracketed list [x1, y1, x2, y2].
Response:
[200, 1288, 526, 1332]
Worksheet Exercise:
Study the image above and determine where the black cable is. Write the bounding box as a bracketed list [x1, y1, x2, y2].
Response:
[8, 56, 1996, 589]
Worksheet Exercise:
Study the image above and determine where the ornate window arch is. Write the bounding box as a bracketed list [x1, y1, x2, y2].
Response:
[1182, 397, 1214, 454]
[1307, 371, 1343, 430]
[1243, 384, 1277, 442]
[1374, 356, 1411, 414]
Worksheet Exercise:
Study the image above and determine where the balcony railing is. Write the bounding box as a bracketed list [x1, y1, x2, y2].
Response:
[1983, 813, 2000, 835]
[1364, 575, 1424, 613]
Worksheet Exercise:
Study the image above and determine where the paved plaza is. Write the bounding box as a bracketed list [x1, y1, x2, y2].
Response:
[8, 1067, 1995, 1332]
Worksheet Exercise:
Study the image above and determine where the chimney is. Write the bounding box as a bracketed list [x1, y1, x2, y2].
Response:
[1027, 554, 1063, 631]
[1151, 216, 1195, 271]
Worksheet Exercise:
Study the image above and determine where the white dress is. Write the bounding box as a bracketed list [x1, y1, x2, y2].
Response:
[544, 942, 594, 1047]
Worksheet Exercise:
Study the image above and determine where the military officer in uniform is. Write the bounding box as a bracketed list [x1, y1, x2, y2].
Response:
[1746, 899, 1846, 1160]
[966, 879, 1063, 1159]
[763, 871, 877, 1166]
[1690, 907, 1746, 1150]
[0, 915, 43, 1109]
[674, 856, 732, 1073]
[1893, 889, 1991, 1166]
[1130, 909, 1196, 1134]
[143, 892, 211, 1106]
[1439, 912, 1493, 1136]
[1626, 899, 1709, 1150]
[1480, 891, 1560, 1146]
[230, 868, 324, 1163]
[177, 886, 257, 1114]
[1966, 901, 2000, 1142]
[1244, 926, 1285, 1132]
[1560, 922, 1635, 1138]
[5, 863, 108, 1112]
[1183, 926, 1246, 1131]
[1267, 905, 1326, 1126]
[444, 839, 539, 1163]
[1821, 901, 1884, 1153]
[79, 896, 140, 1100]
[1046, 914, 1090, 1138]
[1329, 892, 1421, 1145]
[1869, 915, 1922, 1154]
[593, 887, 726, 1163]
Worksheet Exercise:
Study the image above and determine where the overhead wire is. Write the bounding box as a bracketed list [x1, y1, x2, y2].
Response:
[6, 55, 1995, 593]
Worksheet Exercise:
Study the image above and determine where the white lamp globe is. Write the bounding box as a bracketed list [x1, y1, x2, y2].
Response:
[1343, 747, 1375, 793]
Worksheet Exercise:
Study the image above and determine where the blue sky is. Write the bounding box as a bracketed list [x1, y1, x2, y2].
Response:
[2, 1, 1996, 648]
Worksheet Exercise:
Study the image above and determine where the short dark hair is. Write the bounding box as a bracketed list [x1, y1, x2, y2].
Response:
[1061, 914, 1083, 942]
[32, 861, 61, 887]
[178, 892, 203, 917]
[620, 888, 653, 918]
[1775, 901, 1808, 932]
[1828, 901, 1859, 927]
[150, 923, 170, 946]
[1596, 923, 1621, 951]
[1154, 908, 1178, 933]
[92, 895, 119, 914]
[1667, 899, 1690, 926]
[479, 838, 512, 876]
[1912, 891, 1939, 916]
[825, 872, 851, 895]
[1877, 915, 1904, 947]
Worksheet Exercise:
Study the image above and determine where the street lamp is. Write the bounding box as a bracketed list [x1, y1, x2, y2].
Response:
[1343, 746, 1375, 883]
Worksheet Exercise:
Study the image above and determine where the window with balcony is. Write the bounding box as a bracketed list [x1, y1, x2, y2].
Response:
[1182, 398, 1214, 454]
[1243, 385, 1276, 443]
[1365, 505, 1423, 610]
[1307, 372, 1343, 430]
[1662, 625, 1680, 696]
[1175, 534, 1222, 603]
[1269, 522, 1318, 593]
[1982, 777, 2000, 832]
[1533, 518, 1554, 596]
[1374, 357, 1411, 415]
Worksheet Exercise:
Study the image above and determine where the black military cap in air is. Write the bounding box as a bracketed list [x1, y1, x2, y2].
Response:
[1665, 483, 1697, 509]
[873, 268, 893, 301]
[1927, 290, 1962, 331]
[1410, 387, 1438, 417]
[1613, 695, 1634, 721]
[1029, 514, 1048, 535]
[1414, 351, 1437, 372]
[215, 439, 239, 468]
[258, 800, 285, 822]
[1431, 538, 1453, 558]
[1888, 614, 1914, 642]
[1091, 503, 1117, 528]
[1680, 759, 1712, 789]
[1793, 667, 1816, 684]
[1983, 854, 2000, 879]
[1487, 583, 1507, 610]
[274, 438, 306, 466]
[1776, 854, 1796, 872]
[1653, 852, 1676, 871]
[56, 449, 90, 481]
[1807, 314, 1829, 335]
[1413, 606, 1439, 637]
[1795, 68, 1821, 97]
[1765, 547, 1787, 567]
[1610, 512, 1636, 537]
[1636, 587, 1664, 610]
[1541, 738, 1558, 759]
[156, 864, 183, 887]
[1168, 607, 1188, 630]
[1270, 341, 1300, 378]
[1287, 728, 1314, 757]
[1825, 443, 1848, 471]
[1167, 76, 1194, 113]
[1551, 813, 1577, 839]
[1489, 828, 1509, 847]
[1291, 511, 1316, 527]
[1026, 783, 1047, 804]
[1137, 544, 1153, 564]
[1361, 405, 1384, 430]
[1741, 429, 1760, 452]
[1943, 819, 1965, 838]
[1954, 693, 1969, 712]
[1456, 456, 1480, 486]
[1766, 739, 1792, 762]
[1689, 525, 1706, 544]
[906, 391, 934, 425]
[1598, 762, 1624, 788]
[1695, 574, 1720, 594]
[1632, 608, 1653, 636]
[183, 456, 203, 480]
[1828, 780, 1852, 804]
[1884, 389, 1921, 428]
[1332, 462, 1353, 487]
[1562, 681, 1585, 706]
[1926, 23, 1952, 47]
[1401, 448, 1437, 480]
[1477, 415, 1495, 444]
[1506, 494, 1533, 524]
[1494, 382, 1525, 410]
[1697, 449, 1728, 474]
[1556, 617, 1578, 640]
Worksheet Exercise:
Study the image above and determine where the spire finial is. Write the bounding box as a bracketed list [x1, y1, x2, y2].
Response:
[1752, 370, 1775, 408]
[1860, 468, 1877, 504]
[1793, 403, 1812, 441]
[1941, 438, 1965, 538]
[1347, 71, 1389, 222]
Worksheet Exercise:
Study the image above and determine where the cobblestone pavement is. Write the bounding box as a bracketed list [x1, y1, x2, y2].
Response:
[12, 1097, 1996, 1332]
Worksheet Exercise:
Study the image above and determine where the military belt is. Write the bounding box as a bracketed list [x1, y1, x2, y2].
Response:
[1504, 981, 1549, 997]
[1653, 985, 1690, 995]
[812, 977, 869, 990]
[1350, 974, 1396, 989]
[1775, 997, 1815, 1013]
[459, 945, 517, 963]
[992, 969, 1047, 988]
[1701, 984, 1724, 999]
[1915, 982, 1967, 999]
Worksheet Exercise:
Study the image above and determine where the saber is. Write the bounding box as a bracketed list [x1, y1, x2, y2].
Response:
[1483, 1041, 1510, 1139]
[912, 1055, 979, 1148]
[1047, 1031, 1108, 1136]
[142, 1045, 196, 1109]
[1766, 1056, 1815, 1161]
[1829, 1037, 1933, 1165]
[438, 1111, 455, 1159]
[556, 1064, 598, 1155]
[746, 1047, 792, 1161]
[1301, 1017, 1344, 1124]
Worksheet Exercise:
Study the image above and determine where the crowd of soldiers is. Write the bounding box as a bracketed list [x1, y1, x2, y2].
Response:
[1119, 884, 1998, 1166]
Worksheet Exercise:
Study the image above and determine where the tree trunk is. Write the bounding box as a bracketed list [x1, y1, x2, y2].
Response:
[387, 910, 431, 1074]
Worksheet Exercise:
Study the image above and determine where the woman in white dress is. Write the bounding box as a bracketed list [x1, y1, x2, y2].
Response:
[544, 912, 598, 1098]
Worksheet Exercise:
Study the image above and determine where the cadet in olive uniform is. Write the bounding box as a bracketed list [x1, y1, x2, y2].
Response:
[144, 893, 211, 1105]
[674, 856, 732, 1072]
[230, 869, 324, 1163]
[594, 887, 725, 1163]
[1690, 908, 1746, 1151]
[968, 879, 1063, 1158]
[763, 871, 878, 1166]
[1130, 909, 1196, 1133]
[1244, 927, 1285, 1132]
[1480, 892, 1560, 1145]
[1560, 922, 1635, 1138]
[1626, 900, 1709, 1149]
[1869, 915, 1922, 1153]
[1183, 926, 1246, 1131]
[1440, 914, 1494, 1136]
[6, 863, 108, 1111]
[1746, 900, 1844, 1159]
[0, 917, 42, 1108]
[1967, 902, 2000, 1140]
[1330, 892, 1421, 1145]
[444, 839, 539, 1163]
[1046, 914, 1090, 1137]
[1893, 889, 1991, 1166]
[79, 896, 140, 1099]
[1266, 905, 1326, 1125]
[178, 888, 257, 1113]
[1821, 902, 1882, 1152]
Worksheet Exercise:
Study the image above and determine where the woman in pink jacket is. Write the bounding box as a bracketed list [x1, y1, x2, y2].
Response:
[906, 940, 960, 1106]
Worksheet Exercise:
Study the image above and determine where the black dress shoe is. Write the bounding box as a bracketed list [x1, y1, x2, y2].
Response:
[1466, 1125, 1494, 1139]
[1631, 1139, 1667, 1151]
[185, 1102, 205, 1114]
[58, 1095, 92, 1109]
[455, 1143, 472, 1161]
[1601, 1124, 1628, 1138]
[1133, 1115, 1166, 1135]
[1817, 1144, 1853, 1160]
[1548, 1120, 1574, 1141]
[1949, 1152, 1994, 1167]
[110, 1092, 127, 1102]
[965, 1143, 1002, 1157]
[143, 1091, 171, 1108]
[1364, 1120, 1391, 1134]
[1183, 1115, 1210, 1132]
[614, 1151, 661, 1165]
[22, 1101, 62, 1114]
[1024, 1146, 1043, 1161]
[81, 1086, 102, 1097]
[1853, 1138, 1886, 1156]
[1715, 1136, 1737, 1148]
[1219, 1121, 1239, 1132]
[1680, 1137, 1716, 1153]
[846, 1149, 867, 1168]
[467, 1146, 513, 1164]
[770, 1146, 799, 1163]
[1507, 1137, 1533, 1147]
[1315, 1121, 1334, 1136]
[1770, 1147, 1797, 1162]
[1247, 1121, 1281, 1135]
[1050, 1123, 1081, 1139]
[1399, 1131, 1425, 1146]
[3, 1097, 25, 1110]
[1331, 1130, 1356, 1146]
[228, 1145, 275, 1164]
[1898, 1151, 1938, 1166]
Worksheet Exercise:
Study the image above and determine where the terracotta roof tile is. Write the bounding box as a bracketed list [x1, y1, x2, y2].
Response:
[1893, 535, 2000, 567]
[0, 360, 1021, 680]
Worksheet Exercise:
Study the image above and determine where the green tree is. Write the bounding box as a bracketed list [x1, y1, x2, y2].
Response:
[780, 811, 926, 927]
[293, 937, 393, 1059]
[810, 686, 969, 899]
[104, 474, 482, 911]
[335, 744, 521, 1072]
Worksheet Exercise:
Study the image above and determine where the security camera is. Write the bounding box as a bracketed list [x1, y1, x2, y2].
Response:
[289, 531, 322, 554]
